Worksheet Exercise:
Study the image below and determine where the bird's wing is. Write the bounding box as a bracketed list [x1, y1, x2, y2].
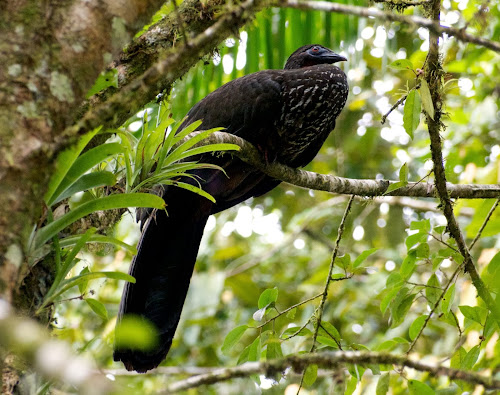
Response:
[181, 70, 284, 149]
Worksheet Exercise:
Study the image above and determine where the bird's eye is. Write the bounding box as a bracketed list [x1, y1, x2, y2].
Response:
[311, 46, 320, 52]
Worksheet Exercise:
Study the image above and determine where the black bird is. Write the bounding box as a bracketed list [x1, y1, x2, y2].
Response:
[114, 44, 348, 372]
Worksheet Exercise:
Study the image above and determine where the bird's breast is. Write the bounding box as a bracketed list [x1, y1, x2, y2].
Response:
[276, 66, 348, 165]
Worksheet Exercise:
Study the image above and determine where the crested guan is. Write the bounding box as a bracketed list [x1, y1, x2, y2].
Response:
[114, 44, 349, 372]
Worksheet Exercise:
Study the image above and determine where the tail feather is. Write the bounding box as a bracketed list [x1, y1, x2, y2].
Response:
[114, 189, 211, 372]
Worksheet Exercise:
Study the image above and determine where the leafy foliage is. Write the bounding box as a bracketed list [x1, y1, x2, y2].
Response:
[43, 0, 500, 393]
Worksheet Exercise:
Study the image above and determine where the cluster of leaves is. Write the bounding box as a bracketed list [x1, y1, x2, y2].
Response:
[31, 104, 238, 319]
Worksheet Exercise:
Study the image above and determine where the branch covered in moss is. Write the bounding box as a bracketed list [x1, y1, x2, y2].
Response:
[72, 0, 268, 140]
[424, 0, 500, 327]
[78, 0, 228, 127]
[164, 351, 500, 392]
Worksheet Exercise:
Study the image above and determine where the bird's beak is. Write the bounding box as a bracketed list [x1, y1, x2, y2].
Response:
[323, 52, 347, 63]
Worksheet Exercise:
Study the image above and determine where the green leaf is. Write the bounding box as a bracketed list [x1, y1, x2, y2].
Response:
[335, 254, 351, 270]
[60, 234, 136, 254]
[389, 59, 414, 70]
[86, 69, 118, 98]
[408, 379, 435, 395]
[483, 314, 498, 339]
[376, 373, 390, 395]
[385, 163, 409, 194]
[286, 307, 296, 319]
[459, 305, 484, 325]
[400, 250, 417, 280]
[44, 128, 100, 204]
[376, 340, 396, 351]
[319, 321, 341, 340]
[222, 325, 248, 355]
[420, 79, 435, 120]
[57, 271, 134, 298]
[426, 274, 441, 309]
[238, 336, 261, 364]
[409, 315, 427, 340]
[416, 242, 430, 258]
[85, 298, 108, 320]
[78, 267, 90, 294]
[161, 180, 216, 203]
[266, 336, 283, 359]
[399, 163, 409, 182]
[441, 284, 455, 313]
[49, 143, 124, 206]
[410, 219, 431, 232]
[258, 287, 279, 309]
[380, 287, 401, 315]
[281, 327, 312, 338]
[353, 248, 378, 268]
[345, 375, 358, 395]
[57, 228, 96, 284]
[450, 347, 466, 369]
[487, 251, 500, 275]
[405, 232, 428, 250]
[303, 364, 318, 386]
[316, 335, 340, 349]
[462, 345, 480, 370]
[34, 193, 165, 249]
[52, 171, 116, 204]
[403, 89, 421, 139]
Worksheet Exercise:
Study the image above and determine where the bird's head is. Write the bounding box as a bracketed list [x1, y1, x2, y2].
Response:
[284, 45, 347, 70]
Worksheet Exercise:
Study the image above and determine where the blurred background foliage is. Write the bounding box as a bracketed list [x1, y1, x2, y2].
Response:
[51, 0, 499, 393]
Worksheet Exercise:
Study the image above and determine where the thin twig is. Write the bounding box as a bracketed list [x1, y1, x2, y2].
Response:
[469, 197, 500, 250]
[255, 293, 323, 329]
[310, 196, 355, 353]
[296, 196, 354, 394]
[427, 232, 459, 252]
[381, 91, 410, 124]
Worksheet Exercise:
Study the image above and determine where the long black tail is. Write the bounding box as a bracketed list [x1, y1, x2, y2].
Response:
[113, 188, 212, 372]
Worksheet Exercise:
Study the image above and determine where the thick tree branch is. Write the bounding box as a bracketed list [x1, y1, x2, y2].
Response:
[79, 0, 228, 127]
[186, 131, 500, 199]
[275, 0, 500, 53]
[163, 351, 500, 392]
[72, 0, 268, 140]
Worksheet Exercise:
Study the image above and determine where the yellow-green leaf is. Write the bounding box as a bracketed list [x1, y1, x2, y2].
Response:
[420, 80, 435, 120]
[403, 89, 421, 139]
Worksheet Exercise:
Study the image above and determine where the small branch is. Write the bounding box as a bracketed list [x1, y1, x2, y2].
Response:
[381, 92, 409, 124]
[276, 0, 500, 53]
[185, 131, 500, 199]
[423, 0, 500, 329]
[310, 196, 354, 353]
[163, 351, 500, 393]
[427, 232, 459, 252]
[255, 293, 323, 329]
[469, 197, 500, 250]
